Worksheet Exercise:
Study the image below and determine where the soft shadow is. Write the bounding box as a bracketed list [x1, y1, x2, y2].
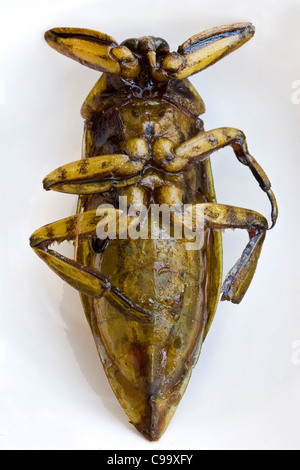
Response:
[59, 284, 133, 432]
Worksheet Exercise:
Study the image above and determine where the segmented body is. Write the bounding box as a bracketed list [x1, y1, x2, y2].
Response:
[30, 24, 277, 441]
[76, 75, 222, 439]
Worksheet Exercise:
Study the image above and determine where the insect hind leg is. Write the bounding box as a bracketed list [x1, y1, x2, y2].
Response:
[30, 209, 152, 324]
[181, 202, 268, 304]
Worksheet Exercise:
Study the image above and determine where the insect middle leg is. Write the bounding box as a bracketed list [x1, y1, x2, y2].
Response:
[43, 153, 144, 194]
[156, 127, 278, 229]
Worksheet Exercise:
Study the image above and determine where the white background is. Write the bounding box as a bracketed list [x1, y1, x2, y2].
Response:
[1, 0, 300, 450]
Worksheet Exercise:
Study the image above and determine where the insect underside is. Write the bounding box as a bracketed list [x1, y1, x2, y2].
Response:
[30, 23, 278, 440]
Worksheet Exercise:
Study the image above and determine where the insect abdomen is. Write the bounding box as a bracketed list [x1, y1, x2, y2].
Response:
[76, 75, 222, 440]
[81, 231, 209, 440]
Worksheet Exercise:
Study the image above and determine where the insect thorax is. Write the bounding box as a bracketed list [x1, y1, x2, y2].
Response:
[82, 73, 205, 163]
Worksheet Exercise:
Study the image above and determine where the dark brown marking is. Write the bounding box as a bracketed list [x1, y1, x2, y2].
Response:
[128, 343, 150, 378]
[79, 159, 90, 175]
[57, 167, 68, 180]
[66, 216, 77, 234]
[205, 207, 219, 220]
[46, 226, 55, 238]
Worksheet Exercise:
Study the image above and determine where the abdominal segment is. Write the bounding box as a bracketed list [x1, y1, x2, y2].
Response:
[86, 233, 209, 440]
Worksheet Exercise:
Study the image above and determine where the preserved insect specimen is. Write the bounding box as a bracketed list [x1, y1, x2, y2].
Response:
[30, 23, 278, 440]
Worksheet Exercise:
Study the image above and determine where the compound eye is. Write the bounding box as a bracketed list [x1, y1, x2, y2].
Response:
[154, 37, 169, 55]
[121, 38, 139, 52]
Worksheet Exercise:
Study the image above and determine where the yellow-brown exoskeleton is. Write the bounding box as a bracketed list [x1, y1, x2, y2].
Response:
[30, 23, 278, 440]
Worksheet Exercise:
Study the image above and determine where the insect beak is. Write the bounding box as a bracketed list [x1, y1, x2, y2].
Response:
[137, 37, 157, 69]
